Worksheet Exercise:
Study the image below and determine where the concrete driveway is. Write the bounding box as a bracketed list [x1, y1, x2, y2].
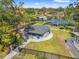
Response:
[66, 38, 79, 59]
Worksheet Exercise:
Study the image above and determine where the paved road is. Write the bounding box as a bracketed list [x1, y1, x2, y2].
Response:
[66, 38, 79, 59]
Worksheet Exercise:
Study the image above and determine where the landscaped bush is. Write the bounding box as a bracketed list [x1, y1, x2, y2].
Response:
[64, 26, 74, 30]
[59, 25, 65, 29]
[11, 32, 24, 46]
[59, 25, 74, 30]
[70, 33, 77, 37]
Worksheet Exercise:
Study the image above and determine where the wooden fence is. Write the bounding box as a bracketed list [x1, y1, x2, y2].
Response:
[20, 48, 78, 59]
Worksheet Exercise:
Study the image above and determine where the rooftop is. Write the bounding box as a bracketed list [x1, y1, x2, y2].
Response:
[45, 18, 75, 26]
[24, 25, 50, 35]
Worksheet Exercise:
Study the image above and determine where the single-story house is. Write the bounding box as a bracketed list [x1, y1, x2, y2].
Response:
[37, 16, 47, 21]
[24, 25, 50, 39]
[46, 11, 64, 18]
[45, 18, 75, 26]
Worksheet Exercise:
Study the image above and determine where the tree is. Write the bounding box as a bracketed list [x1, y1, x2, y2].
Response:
[64, 0, 79, 22]
[25, 8, 36, 15]
[40, 7, 47, 15]
[70, 0, 79, 26]
[0, 0, 24, 27]
[0, 0, 25, 49]
[1, 34, 12, 47]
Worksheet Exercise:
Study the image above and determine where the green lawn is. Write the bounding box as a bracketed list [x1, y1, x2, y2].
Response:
[32, 21, 44, 26]
[12, 54, 36, 59]
[25, 30, 71, 57]
[0, 47, 9, 59]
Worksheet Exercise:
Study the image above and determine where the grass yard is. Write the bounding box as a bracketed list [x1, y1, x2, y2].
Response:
[12, 54, 36, 59]
[32, 21, 44, 26]
[25, 30, 71, 57]
[0, 47, 9, 59]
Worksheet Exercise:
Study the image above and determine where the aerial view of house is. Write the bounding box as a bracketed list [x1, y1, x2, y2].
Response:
[0, 0, 79, 59]
[24, 25, 51, 40]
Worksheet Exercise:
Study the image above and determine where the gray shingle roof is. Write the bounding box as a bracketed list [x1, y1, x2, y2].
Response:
[25, 25, 50, 35]
[45, 18, 75, 26]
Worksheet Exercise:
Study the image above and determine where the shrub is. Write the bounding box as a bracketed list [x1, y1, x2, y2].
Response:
[70, 33, 77, 37]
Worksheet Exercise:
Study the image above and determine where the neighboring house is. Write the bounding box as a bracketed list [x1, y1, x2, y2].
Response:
[24, 25, 50, 39]
[45, 18, 75, 26]
[37, 16, 47, 21]
[46, 11, 64, 18]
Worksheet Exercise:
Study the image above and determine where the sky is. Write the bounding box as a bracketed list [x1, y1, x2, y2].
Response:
[16, 0, 75, 8]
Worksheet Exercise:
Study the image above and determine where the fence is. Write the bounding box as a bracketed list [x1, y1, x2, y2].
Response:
[20, 48, 78, 59]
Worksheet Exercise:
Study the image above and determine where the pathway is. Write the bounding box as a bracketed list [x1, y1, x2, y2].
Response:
[30, 32, 53, 42]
